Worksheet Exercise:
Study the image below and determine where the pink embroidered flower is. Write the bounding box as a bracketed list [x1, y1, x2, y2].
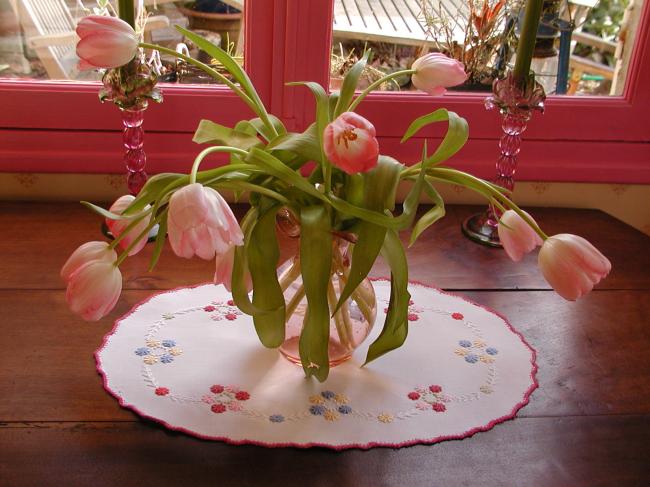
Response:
[204, 305, 216, 312]
[538, 233, 611, 301]
[407, 313, 419, 321]
[105, 195, 151, 256]
[61, 241, 117, 282]
[201, 394, 214, 404]
[227, 401, 243, 412]
[415, 402, 429, 411]
[407, 392, 420, 400]
[497, 209, 543, 262]
[451, 312, 464, 320]
[211, 403, 226, 414]
[76, 15, 138, 70]
[432, 402, 446, 412]
[210, 384, 225, 394]
[65, 260, 122, 321]
[225, 385, 240, 393]
[167, 183, 244, 260]
[323, 112, 379, 174]
[235, 391, 250, 401]
[411, 53, 467, 95]
[429, 385, 442, 393]
[225, 312, 238, 321]
[155, 387, 169, 396]
[227, 299, 234, 306]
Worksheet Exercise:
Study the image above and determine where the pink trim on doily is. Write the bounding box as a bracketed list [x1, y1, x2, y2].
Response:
[95, 279, 538, 451]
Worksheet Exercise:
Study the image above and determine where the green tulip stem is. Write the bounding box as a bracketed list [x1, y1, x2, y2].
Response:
[284, 284, 305, 321]
[327, 279, 352, 351]
[118, 0, 135, 28]
[348, 69, 416, 112]
[513, 0, 545, 86]
[107, 207, 153, 251]
[190, 146, 249, 184]
[114, 209, 167, 267]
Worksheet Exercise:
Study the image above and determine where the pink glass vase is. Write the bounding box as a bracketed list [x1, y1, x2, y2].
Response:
[462, 73, 545, 247]
[121, 106, 148, 195]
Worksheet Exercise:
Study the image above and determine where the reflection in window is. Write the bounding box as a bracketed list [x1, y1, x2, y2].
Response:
[0, 0, 244, 83]
[330, 0, 637, 96]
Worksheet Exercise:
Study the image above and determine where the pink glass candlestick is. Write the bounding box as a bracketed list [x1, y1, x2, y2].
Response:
[122, 106, 148, 195]
[462, 73, 545, 247]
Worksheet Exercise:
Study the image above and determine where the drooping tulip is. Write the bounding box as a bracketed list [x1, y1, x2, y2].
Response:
[65, 260, 123, 321]
[538, 234, 611, 301]
[76, 15, 138, 70]
[323, 112, 379, 174]
[167, 183, 244, 260]
[411, 53, 468, 96]
[61, 241, 117, 282]
[106, 195, 150, 256]
[497, 209, 543, 262]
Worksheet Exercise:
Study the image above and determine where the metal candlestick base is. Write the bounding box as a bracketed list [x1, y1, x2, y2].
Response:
[461, 210, 502, 247]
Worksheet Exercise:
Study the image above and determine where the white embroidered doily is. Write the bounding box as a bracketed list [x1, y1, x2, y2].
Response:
[96, 280, 537, 450]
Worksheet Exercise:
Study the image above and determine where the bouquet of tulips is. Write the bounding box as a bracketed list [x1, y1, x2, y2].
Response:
[64, 16, 611, 381]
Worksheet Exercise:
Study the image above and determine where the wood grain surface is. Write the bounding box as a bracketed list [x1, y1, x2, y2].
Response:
[1, 202, 649, 486]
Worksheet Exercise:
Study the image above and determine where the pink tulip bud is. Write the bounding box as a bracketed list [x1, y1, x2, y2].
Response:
[167, 183, 244, 260]
[323, 112, 379, 174]
[411, 53, 468, 96]
[76, 15, 138, 70]
[61, 241, 117, 282]
[538, 234, 611, 301]
[66, 260, 122, 321]
[497, 209, 543, 262]
[106, 195, 150, 256]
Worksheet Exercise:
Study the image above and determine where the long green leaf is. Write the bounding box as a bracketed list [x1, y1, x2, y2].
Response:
[247, 201, 286, 347]
[80, 201, 151, 222]
[333, 156, 402, 313]
[127, 173, 183, 213]
[299, 205, 333, 381]
[192, 119, 263, 150]
[148, 211, 168, 271]
[409, 180, 445, 246]
[364, 229, 410, 365]
[267, 123, 322, 163]
[401, 109, 469, 167]
[231, 208, 262, 315]
[249, 115, 287, 142]
[334, 51, 370, 117]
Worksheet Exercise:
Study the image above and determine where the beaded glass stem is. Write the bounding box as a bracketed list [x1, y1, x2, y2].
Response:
[462, 73, 545, 247]
[121, 106, 148, 195]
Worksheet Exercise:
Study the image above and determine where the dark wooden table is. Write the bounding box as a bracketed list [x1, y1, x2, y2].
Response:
[1, 202, 649, 486]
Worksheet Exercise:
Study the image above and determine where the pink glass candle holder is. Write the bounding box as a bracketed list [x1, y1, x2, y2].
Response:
[121, 106, 148, 195]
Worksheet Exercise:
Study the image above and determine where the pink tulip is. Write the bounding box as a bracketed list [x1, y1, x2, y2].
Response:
[323, 112, 379, 174]
[538, 234, 611, 301]
[105, 195, 150, 256]
[497, 209, 543, 262]
[66, 260, 122, 321]
[61, 241, 117, 282]
[76, 15, 138, 70]
[411, 53, 467, 96]
[167, 183, 244, 260]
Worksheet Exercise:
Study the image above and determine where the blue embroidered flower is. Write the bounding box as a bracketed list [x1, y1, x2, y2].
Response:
[486, 347, 498, 355]
[338, 405, 352, 414]
[465, 353, 479, 364]
[269, 414, 285, 423]
[321, 390, 336, 400]
[459, 340, 472, 348]
[160, 354, 174, 364]
[134, 347, 150, 356]
[309, 405, 326, 416]
[161, 339, 176, 348]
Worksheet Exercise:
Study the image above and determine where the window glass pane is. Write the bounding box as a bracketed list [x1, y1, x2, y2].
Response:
[0, 0, 244, 83]
[329, 0, 639, 97]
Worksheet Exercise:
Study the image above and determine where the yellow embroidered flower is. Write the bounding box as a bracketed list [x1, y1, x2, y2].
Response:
[309, 395, 325, 405]
[377, 413, 393, 423]
[473, 339, 486, 348]
[143, 355, 158, 365]
[333, 394, 349, 405]
[480, 385, 493, 394]
[169, 347, 183, 356]
[323, 410, 339, 422]
[454, 348, 467, 356]
[146, 339, 161, 348]
[479, 355, 494, 364]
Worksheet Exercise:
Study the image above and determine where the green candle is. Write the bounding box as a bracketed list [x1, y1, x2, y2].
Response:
[513, 0, 545, 85]
[118, 0, 135, 28]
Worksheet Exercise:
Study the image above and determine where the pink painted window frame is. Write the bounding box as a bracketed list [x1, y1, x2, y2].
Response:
[1, 0, 649, 183]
